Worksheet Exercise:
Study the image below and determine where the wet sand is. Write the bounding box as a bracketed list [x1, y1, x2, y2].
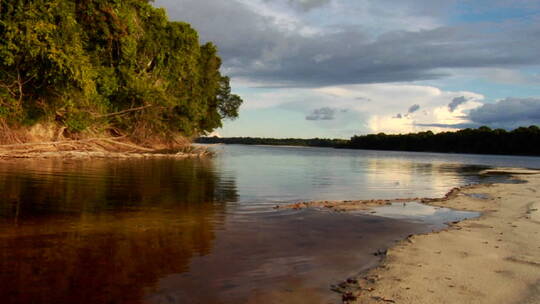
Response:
[334, 169, 540, 304]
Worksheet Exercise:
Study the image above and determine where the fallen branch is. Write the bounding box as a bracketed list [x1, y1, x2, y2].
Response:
[94, 105, 154, 119]
[0, 139, 91, 149]
[0, 138, 152, 152]
[96, 138, 155, 152]
[0, 135, 210, 159]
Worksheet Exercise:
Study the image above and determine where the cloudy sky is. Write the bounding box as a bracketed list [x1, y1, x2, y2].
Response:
[154, 0, 540, 138]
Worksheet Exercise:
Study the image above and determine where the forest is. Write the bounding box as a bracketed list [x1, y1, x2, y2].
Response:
[196, 137, 348, 148]
[0, 0, 242, 144]
[197, 126, 540, 156]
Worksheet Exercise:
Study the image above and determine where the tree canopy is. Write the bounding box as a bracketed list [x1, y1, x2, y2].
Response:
[0, 0, 242, 141]
[348, 126, 540, 155]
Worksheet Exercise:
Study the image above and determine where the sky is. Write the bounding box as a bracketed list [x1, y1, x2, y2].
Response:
[154, 0, 540, 138]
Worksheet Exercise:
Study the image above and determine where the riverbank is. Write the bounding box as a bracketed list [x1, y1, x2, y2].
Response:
[0, 138, 210, 159]
[0, 122, 211, 159]
[322, 169, 540, 303]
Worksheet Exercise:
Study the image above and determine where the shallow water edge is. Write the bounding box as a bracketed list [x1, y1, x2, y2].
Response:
[346, 170, 540, 304]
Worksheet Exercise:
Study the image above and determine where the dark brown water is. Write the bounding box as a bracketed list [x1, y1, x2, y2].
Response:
[2, 145, 538, 304]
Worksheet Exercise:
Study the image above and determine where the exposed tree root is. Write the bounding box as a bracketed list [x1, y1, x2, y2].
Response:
[0, 138, 210, 159]
[0, 120, 209, 159]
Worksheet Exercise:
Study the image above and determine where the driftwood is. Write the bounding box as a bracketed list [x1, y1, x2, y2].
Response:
[0, 139, 95, 148]
[103, 139, 157, 152]
[0, 138, 141, 150]
[0, 137, 210, 159]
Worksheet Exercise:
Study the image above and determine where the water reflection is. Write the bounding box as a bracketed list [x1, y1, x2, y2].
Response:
[1, 145, 538, 303]
[366, 202, 480, 229]
[0, 158, 236, 304]
[0, 159, 237, 219]
[363, 159, 481, 199]
[144, 209, 430, 304]
[212, 145, 528, 204]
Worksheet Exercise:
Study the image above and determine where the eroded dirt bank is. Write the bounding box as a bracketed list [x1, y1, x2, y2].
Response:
[0, 122, 208, 159]
[0, 138, 210, 159]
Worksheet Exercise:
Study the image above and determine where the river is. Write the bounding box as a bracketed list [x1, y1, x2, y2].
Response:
[1, 145, 539, 303]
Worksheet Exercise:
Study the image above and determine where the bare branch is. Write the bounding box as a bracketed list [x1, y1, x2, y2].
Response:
[94, 105, 154, 119]
[16, 66, 23, 102]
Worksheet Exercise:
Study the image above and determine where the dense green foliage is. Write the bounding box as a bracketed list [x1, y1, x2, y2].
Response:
[197, 126, 540, 156]
[0, 0, 242, 139]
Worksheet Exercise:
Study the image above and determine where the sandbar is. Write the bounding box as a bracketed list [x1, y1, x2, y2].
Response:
[334, 169, 540, 303]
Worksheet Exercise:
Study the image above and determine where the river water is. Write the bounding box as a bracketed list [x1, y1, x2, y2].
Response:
[1, 145, 539, 304]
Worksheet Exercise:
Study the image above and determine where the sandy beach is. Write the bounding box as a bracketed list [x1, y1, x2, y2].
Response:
[323, 169, 540, 304]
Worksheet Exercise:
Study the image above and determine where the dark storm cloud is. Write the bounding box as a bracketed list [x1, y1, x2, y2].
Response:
[448, 96, 469, 112]
[408, 104, 421, 114]
[306, 107, 336, 120]
[154, 0, 540, 87]
[418, 98, 540, 130]
[468, 98, 540, 128]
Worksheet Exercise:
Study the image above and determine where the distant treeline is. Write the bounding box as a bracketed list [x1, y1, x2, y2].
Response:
[348, 126, 540, 155]
[197, 125, 540, 156]
[196, 137, 348, 147]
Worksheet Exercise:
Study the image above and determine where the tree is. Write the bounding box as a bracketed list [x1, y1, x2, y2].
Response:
[0, 0, 243, 141]
[217, 76, 242, 121]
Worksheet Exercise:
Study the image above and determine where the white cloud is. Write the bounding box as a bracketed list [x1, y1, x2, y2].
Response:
[235, 82, 484, 134]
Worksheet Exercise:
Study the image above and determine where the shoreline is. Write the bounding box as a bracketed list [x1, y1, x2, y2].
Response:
[0, 138, 210, 160]
[319, 168, 540, 303]
[0, 150, 208, 160]
[275, 185, 476, 212]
